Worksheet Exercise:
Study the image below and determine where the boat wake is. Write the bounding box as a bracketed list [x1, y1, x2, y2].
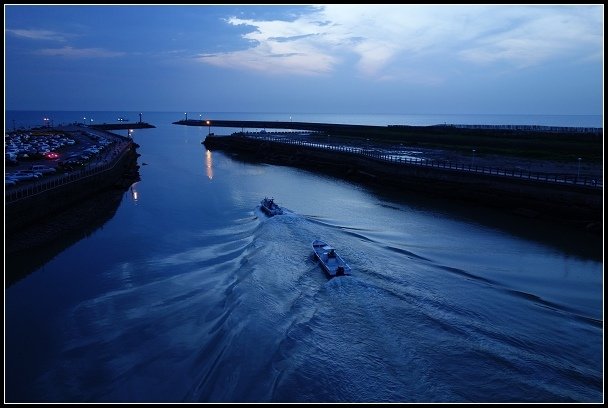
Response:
[32, 206, 603, 403]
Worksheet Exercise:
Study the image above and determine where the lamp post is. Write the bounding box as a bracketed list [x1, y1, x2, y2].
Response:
[139, 113, 143, 123]
[471, 149, 476, 168]
[206, 120, 211, 135]
[83, 117, 87, 125]
[184, 112, 188, 121]
[577, 157, 582, 181]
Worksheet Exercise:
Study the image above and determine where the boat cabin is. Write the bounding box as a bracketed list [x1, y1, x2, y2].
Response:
[327, 248, 336, 257]
[322, 245, 337, 260]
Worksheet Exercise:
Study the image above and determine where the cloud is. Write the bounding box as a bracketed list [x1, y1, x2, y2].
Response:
[35, 46, 126, 58]
[198, 13, 338, 76]
[199, 47, 336, 76]
[196, 5, 603, 80]
[457, 6, 604, 68]
[6, 28, 68, 42]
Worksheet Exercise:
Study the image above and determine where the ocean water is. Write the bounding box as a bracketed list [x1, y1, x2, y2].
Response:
[4, 112, 604, 402]
[4, 110, 604, 130]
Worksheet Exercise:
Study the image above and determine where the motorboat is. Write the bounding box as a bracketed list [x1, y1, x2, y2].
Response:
[312, 239, 352, 277]
[260, 197, 283, 216]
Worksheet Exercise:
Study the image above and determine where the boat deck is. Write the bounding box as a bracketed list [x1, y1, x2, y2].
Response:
[312, 240, 351, 277]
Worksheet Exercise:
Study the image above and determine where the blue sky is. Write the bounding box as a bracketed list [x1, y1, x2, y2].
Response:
[4, 4, 604, 114]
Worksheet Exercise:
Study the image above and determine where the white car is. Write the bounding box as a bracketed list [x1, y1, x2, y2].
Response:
[9, 171, 40, 181]
[29, 165, 56, 174]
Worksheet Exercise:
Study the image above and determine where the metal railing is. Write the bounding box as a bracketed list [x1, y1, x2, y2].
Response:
[245, 135, 602, 188]
[5, 140, 134, 204]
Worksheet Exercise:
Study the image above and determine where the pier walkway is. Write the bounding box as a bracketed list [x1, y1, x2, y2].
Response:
[203, 133, 602, 231]
[175, 119, 602, 135]
[213, 133, 602, 189]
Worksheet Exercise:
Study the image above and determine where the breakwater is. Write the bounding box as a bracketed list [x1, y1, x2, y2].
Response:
[90, 122, 155, 130]
[176, 119, 602, 163]
[5, 139, 140, 236]
[203, 134, 602, 233]
[175, 119, 602, 135]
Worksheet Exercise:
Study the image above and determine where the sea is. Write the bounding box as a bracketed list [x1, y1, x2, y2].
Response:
[4, 111, 604, 403]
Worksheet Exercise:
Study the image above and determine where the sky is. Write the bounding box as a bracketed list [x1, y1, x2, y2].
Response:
[4, 4, 604, 115]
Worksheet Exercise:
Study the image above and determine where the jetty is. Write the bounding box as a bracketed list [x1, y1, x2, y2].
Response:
[173, 118, 601, 135]
[174, 119, 602, 162]
[201, 132, 602, 234]
[6, 127, 141, 234]
[90, 122, 155, 131]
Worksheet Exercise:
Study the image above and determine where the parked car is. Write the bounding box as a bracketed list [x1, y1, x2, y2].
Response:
[29, 165, 56, 174]
[58, 158, 85, 170]
[44, 152, 60, 160]
[8, 171, 41, 181]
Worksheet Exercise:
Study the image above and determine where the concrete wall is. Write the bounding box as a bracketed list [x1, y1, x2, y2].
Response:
[204, 135, 602, 233]
[6, 146, 139, 233]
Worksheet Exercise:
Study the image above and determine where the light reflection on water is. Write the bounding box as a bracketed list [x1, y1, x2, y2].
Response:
[4, 113, 602, 403]
[205, 149, 213, 180]
[130, 182, 139, 203]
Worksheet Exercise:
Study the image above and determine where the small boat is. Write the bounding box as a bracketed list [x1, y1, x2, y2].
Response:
[312, 239, 352, 277]
[260, 197, 283, 216]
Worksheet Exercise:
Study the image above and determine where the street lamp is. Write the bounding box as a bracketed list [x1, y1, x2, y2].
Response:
[206, 120, 211, 135]
[577, 157, 582, 181]
[83, 117, 87, 125]
[184, 112, 188, 121]
[471, 149, 476, 168]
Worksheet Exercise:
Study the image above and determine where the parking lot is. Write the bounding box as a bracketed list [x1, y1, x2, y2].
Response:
[6, 125, 127, 188]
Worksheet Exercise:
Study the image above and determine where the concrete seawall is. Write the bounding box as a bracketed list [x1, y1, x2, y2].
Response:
[179, 119, 602, 163]
[90, 122, 155, 131]
[203, 135, 602, 233]
[6, 141, 140, 234]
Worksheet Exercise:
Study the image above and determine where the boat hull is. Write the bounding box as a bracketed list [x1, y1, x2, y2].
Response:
[260, 198, 283, 217]
[312, 239, 352, 277]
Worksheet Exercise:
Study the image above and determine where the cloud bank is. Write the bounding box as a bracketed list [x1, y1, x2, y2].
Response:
[35, 46, 126, 58]
[197, 5, 603, 79]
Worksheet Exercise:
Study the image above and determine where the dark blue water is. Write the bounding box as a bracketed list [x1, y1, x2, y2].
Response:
[5, 112, 603, 402]
[4, 110, 604, 129]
